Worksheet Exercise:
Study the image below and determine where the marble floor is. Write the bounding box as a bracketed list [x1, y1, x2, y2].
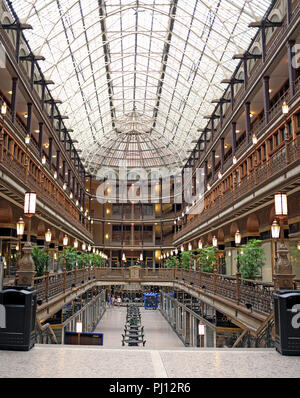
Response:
[0, 346, 300, 378]
[1, 307, 300, 378]
[93, 306, 184, 348]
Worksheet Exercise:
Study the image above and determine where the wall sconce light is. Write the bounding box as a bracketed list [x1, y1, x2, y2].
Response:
[252, 134, 257, 145]
[282, 101, 289, 115]
[1, 102, 7, 115]
[25, 134, 30, 145]
[212, 236, 218, 247]
[63, 235, 68, 246]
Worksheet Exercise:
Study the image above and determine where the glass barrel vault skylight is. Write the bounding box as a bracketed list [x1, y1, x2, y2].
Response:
[11, 0, 271, 174]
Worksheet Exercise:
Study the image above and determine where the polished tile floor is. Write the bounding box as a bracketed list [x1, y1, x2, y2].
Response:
[1, 307, 300, 378]
[94, 306, 184, 348]
[1, 346, 300, 378]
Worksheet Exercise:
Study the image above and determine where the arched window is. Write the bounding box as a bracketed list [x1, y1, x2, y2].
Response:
[266, 12, 281, 43]
[19, 48, 29, 73]
[234, 70, 244, 95]
[2, 16, 16, 46]
[248, 45, 261, 72]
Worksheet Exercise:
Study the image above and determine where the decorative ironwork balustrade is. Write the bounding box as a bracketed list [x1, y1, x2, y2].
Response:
[25, 266, 284, 316]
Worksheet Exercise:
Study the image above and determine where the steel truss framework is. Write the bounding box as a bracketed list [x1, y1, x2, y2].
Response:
[11, 0, 271, 173]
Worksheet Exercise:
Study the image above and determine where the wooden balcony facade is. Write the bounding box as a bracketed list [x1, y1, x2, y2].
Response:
[174, 133, 300, 243]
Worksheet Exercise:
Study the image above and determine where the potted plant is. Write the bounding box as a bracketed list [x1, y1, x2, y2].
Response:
[181, 251, 194, 270]
[196, 246, 216, 272]
[235, 239, 265, 280]
[164, 256, 180, 268]
[32, 247, 49, 276]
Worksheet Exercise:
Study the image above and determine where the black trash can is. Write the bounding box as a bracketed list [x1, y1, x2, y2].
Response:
[274, 290, 300, 356]
[0, 286, 37, 351]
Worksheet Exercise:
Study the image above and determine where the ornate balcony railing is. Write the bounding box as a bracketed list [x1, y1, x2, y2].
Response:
[174, 135, 300, 241]
[195, 0, 300, 170]
[0, 125, 92, 239]
[23, 265, 286, 316]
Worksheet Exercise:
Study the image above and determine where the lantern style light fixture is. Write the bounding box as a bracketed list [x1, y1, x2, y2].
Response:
[1, 101, 7, 115]
[274, 193, 288, 217]
[74, 238, 78, 249]
[198, 240, 203, 249]
[82, 242, 86, 251]
[271, 219, 280, 239]
[235, 230, 241, 246]
[54, 171, 57, 179]
[181, 245, 184, 252]
[175, 248, 178, 255]
[24, 191, 36, 216]
[122, 252, 126, 262]
[166, 252, 169, 257]
[88, 244, 91, 252]
[297, 241, 300, 251]
[80, 206, 83, 212]
[212, 235, 218, 248]
[233, 156, 237, 165]
[207, 184, 211, 191]
[42, 155, 46, 165]
[218, 171, 222, 180]
[63, 235, 68, 246]
[16, 217, 25, 237]
[92, 247, 95, 253]
[188, 242, 192, 251]
[70, 192, 73, 199]
[45, 228, 52, 243]
[76, 199, 79, 206]
[252, 134, 258, 145]
[76, 321, 82, 334]
[25, 134, 30, 145]
[198, 323, 205, 336]
[63, 182, 67, 190]
[282, 101, 289, 115]
[140, 253, 143, 261]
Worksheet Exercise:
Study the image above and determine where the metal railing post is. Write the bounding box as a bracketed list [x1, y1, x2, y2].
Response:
[236, 273, 241, 305]
[63, 268, 66, 293]
[45, 271, 49, 302]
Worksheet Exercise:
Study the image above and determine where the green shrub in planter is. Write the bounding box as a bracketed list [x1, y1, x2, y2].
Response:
[236, 239, 265, 280]
[164, 256, 180, 268]
[32, 247, 49, 276]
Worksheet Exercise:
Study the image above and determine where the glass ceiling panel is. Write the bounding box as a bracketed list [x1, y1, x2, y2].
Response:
[10, 0, 271, 174]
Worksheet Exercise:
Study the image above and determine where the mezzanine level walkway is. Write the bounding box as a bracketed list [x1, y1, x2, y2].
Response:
[94, 307, 184, 349]
[1, 345, 299, 378]
[30, 267, 276, 332]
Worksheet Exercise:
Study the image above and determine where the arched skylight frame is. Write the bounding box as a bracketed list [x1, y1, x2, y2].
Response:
[10, 0, 271, 174]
